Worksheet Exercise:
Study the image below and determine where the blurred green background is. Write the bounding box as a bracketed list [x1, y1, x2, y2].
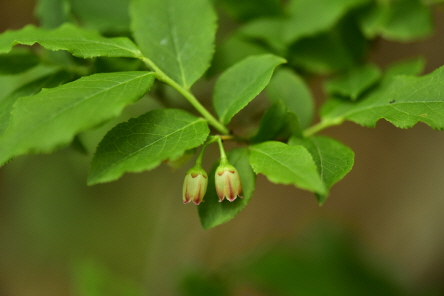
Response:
[1, 0, 444, 295]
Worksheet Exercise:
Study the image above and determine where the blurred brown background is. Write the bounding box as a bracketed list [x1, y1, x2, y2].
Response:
[1, 1, 444, 295]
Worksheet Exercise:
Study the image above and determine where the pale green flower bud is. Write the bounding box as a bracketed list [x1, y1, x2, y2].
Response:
[215, 159, 242, 202]
[183, 165, 208, 205]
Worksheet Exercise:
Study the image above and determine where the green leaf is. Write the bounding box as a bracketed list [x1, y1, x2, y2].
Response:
[324, 64, 381, 100]
[289, 15, 368, 74]
[0, 71, 72, 136]
[33, 0, 76, 71]
[0, 64, 58, 101]
[213, 54, 286, 125]
[266, 68, 314, 128]
[289, 135, 354, 204]
[359, 0, 433, 42]
[0, 23, 141, 58]
[249, 141, 326, 195]
[0, 49, 40, 75]
[35, 0, 72, 29]
[251, 101, 301, 143]
[382, 56, 425, 81]
[0, 71, 155, 165]
[198, 147, 256, 229]
[209, 33, 268, 75]
[241, 0, 370, 49]
[131, 0, 216, 89]
[70, 0, 131, 33]
[88, 109, 209, 184]
[239, 18, 287, 54]
[321, 66, 444, 129]
[251, 101, 288, 143]
[284, 0, 369, 44]
[217, 0, 282, 21]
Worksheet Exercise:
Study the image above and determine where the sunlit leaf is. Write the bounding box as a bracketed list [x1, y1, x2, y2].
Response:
[131, 0, 216, 89]
[0, 71, 155, 165]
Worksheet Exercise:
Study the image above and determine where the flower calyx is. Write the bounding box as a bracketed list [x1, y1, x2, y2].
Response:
[215, 159, 242, 202]
[183, 164, 208, 205]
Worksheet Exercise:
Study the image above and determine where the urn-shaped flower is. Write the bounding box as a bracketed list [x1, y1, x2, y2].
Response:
[183, 165, 208, 205]
[215, 159, 242, 202]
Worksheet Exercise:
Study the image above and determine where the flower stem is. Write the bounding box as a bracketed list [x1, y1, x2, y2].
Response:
[217, 137, 227, 160]
[139, 56, 229, 135]
[195, 136, 221, 165]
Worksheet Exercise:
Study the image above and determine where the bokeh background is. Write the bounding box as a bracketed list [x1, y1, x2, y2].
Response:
[1, 0, 444, 295]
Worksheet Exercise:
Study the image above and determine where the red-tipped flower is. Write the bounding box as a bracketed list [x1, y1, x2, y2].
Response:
[215, 159, 242, 202]
[183, 165, 208, 205]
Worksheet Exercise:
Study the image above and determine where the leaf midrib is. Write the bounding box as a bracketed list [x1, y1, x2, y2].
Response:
[4, 73, 151, 151]
[311, 138, 325, 183]
[167, 0, 187, 88]
[251, 146, 321, 189]
[95, 118, 205, 178]
[219, 64, 278, 123]
[9, 38, 141, 56]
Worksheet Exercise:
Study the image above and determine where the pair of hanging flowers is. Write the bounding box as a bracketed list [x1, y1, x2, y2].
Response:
[182, 137, 242, 205]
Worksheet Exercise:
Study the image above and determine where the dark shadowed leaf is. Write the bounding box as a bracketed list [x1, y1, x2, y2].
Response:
[358, 0, 433, 42]
[324, 64, 381, 100]
[0, 71, 72, 136]
[266, 68, 314, 128]
[251, 101, 301, 143]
